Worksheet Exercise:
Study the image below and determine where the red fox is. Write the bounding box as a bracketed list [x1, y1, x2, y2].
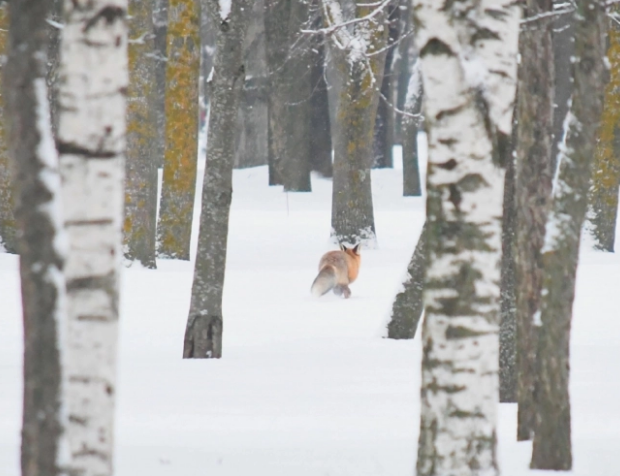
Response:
[311, 244, 361, 298]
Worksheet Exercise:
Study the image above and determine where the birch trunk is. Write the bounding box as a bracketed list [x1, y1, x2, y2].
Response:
[531, 0, 606, 468]
[515, 0, 555, 440]
[0, 4, 17, 254]
[5, 0, 66, 473]
[402, 58, 422, 197]
[183, 0, 250, 359]
[322, 0, 388, 248]
[386, 222, 426, 339]
[588, 11, 620, 252]
[125, 0, 158, 268]
[153, 0, 168, 169]
[157, 0, 200, 260]
[414, 0, 519, 473]
[56, 0, 128, 473]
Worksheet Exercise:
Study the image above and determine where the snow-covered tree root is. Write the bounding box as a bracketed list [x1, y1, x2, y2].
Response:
[414, 0, 519, 474]
[531, 0, 606, 469]
[56, 1, 128, 474]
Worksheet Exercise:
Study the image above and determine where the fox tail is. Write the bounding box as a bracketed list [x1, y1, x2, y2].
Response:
[311, 265, 337, 297]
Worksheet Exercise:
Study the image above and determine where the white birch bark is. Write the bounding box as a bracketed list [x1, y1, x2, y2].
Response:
[56, 1, 128, 474]
[414, 1, 519, 474]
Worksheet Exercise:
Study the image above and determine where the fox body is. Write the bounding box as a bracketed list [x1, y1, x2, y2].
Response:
[311, 244, 361, 298]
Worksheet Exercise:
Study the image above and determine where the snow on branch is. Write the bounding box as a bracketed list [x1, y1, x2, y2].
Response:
[301, 0, 390, 37]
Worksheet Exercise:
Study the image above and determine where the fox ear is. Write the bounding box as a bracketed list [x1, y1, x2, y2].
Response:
[339, 243, 347, 252]
[353, 244, 361, 254]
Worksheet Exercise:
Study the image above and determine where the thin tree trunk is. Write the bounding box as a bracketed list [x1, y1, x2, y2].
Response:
[414, 0, 519, 473]
[308, 1, 332, 178]
[46, 0, 62, 134]
[322, 0, 388, 248]
[157, 0, 200, 260]
[499, 114, 517, 403]
[386, 222, 426, 339]
[153, 0, 169, 169]
[394, 0, 413, 145]
[0, 4, 16, 254]
[531, 1, 606, 469]
[5, 0, 66, 473]
[372, 0, 398, 169]
[515, 0, 555, 441]
[56, 0, 128, 473]
[588, 11, 620, 252]
[183, 0, 250, 359]
[125, 0, 158, 268]
[402, 58, 422, 197]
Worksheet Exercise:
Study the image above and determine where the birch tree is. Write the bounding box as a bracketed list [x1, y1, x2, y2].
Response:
[321, 0, 389, 247]
[5, 0, 66, 473]
[588, 9, 620, 252]
[0, 4, 16, 254]
[414, 0, 519, 474]
[157, 0, 200, 260]
[56, 0, 127, 473]
[531, 0, 606, 468]
[183, 0, 250, 359]
[514, 0, 555, 440]
[125, 0, 158, 268]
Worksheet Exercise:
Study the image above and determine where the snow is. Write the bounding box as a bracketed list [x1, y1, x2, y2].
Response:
[219, 0, 232, 21]
[1, 141, 620, 475]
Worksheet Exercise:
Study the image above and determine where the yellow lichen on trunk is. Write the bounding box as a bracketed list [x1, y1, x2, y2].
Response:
[0, 3, 16, 253]
[157, 0, 200, 260]
[590, 14, 620, 251]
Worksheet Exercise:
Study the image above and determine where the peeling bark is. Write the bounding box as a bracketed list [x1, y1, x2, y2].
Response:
[157, 0, 200, 260]
[56, 0, 128, 473]
[5, 0, 66, 473]
[514, 0, 555, 440]
[414, 0, 519, 473]
[531, 0, 606, 469]
[183, 0, 250, 359]
[124, 0, 158, 269]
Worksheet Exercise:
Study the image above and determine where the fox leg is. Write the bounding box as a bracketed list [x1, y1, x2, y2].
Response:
[333, 285, 351, 299]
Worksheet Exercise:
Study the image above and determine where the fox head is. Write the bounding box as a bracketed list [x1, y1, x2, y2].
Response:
[339, 243, 361, 258]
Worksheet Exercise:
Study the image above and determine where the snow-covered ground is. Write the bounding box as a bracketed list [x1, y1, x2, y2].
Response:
[1, 145, 619, 476]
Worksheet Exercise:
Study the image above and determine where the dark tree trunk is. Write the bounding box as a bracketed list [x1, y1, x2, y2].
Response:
[46, 0, 62, 133]
[234, 0, 269, 169]
[153, 0, 168, 169]
[402, 60, 422, 197]
[0, 4, 17, 254]
[499, 111, 517, 403]
[183, 0, 250, 359]
[308, 2, 332, 178]
[5, 0, 65, 473]
[588, 10, 620, 252]
[531, 0, 606, 469]
[372, 0, 399, 169]
[386, 222, 426, 339]
[394, 0, 413, 145]
[515, 0, 555, 441]
[125, 0, 158, 268]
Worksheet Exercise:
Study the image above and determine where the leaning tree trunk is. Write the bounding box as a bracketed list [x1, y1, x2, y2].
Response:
[308, 1, 333, 178]
[402, 58, 422, 197]
[56, 0, 127, 474]
[386, 222, 426, 339]
[183, 0, 250, 359]
[531, 0, 606, 469]
[157, 0, 200, 260]
[514, 0, 556, 441]
[5, 0, 66, 473]
[153, 0, 169, 168]
[125, 0, 159, 268]
[414, 0, 519, 474]
[0, 4, 16, 254]
[588, 10, 620, 252]
[322, 0, 388, 248]
[372, 0, 398, 169]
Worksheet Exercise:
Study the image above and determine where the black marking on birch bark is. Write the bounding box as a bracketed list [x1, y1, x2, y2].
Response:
[57, 141, 117, 159]
[83, 6, 126, 33]
[450, 409, 485, 418]
[420, 38, 453, 57]
[435, 104, 465, 121]
[68, 414, 89, 426]
[445, 325, 489, 339]
[66, 274, 115, 292]
[72, 446, 110, 461]
[427, 382, 466, 394]
[436, 158, 457, 169]
[471, 26, 501, 43]
[77, 314, 112, 322]
[65, 219, 114, 227]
